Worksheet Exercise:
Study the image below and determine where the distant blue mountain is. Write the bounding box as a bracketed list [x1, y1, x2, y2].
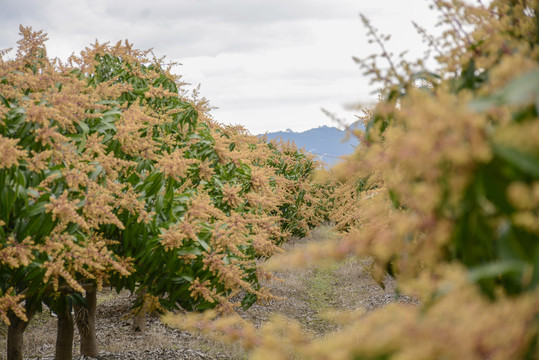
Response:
[260, 126, 359, 167]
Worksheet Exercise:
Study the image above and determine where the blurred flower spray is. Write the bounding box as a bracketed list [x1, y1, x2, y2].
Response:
[164, 1, 539, 359]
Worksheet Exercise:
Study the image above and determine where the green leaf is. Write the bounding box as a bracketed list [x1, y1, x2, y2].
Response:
[76, 121, 90, 136]
[529, 247, 539, 290]
[197, 238, 210, 252]
[177, 246, 202, 256]
[468, 260, 526, 283]
[26, 201, 46, 217]
[180, 274, 194, 282]
[470, 69, 539, 111]
[496, 222, 530, 262]
[493, 144, 539, 176]
[501, 69, 539, 106]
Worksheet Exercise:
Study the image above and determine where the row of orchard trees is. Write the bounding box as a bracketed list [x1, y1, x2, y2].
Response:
[167, 1, 539, 359]
[0, 27, 324, 360]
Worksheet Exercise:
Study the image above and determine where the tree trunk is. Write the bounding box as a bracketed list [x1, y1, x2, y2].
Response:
[55, 303, 74, 360]
[133, 288, 149, 333]
[74, 287, 99, 357]
[132, 304, 147, 333]
[7, 306, 34, 360]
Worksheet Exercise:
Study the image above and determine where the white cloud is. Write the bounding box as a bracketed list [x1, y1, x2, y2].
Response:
[1, 0, 440, 133]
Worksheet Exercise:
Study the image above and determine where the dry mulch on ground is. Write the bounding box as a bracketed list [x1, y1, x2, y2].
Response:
[0, 226, 417, 360]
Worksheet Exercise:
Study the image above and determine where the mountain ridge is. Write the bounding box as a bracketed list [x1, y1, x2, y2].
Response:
[260, 125, 359, 166]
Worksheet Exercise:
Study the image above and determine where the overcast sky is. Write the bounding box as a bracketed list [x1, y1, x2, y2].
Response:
[1, 0, 439, 134]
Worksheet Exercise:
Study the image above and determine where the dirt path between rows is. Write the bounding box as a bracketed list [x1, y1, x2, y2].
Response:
[0, 226, 417, 360]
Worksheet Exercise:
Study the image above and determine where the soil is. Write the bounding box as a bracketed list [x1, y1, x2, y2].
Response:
[0, 225, 418, 360]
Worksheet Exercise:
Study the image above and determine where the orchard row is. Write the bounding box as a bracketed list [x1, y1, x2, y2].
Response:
[0, 28, 327, 360]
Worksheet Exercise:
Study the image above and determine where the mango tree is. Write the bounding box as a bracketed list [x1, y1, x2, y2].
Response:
[1, 27, 324, 360]
[0, 27, 135, 360]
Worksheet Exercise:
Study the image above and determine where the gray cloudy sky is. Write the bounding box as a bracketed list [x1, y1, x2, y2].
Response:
[0, 0, 438, 134]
